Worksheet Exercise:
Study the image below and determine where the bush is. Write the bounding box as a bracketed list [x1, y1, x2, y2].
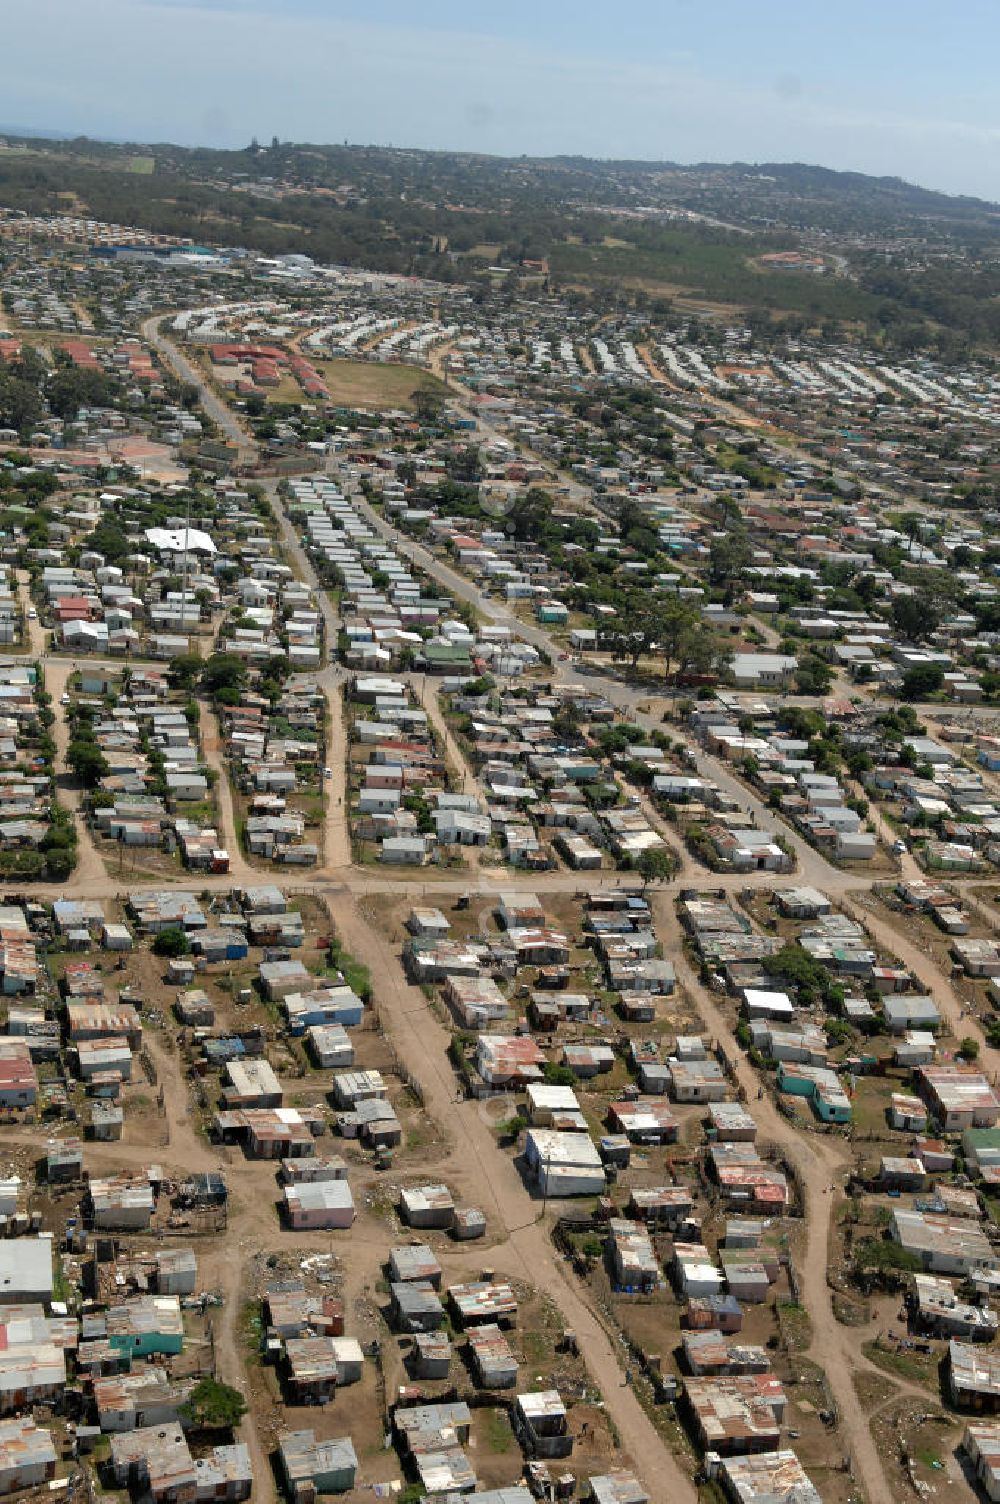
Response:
[180, 1377, 247, 1430]
[152, 927, 191, 959]
[543, 1062, 578, 1087]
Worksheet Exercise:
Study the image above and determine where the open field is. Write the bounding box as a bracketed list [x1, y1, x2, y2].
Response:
[315, 357, 450, 411]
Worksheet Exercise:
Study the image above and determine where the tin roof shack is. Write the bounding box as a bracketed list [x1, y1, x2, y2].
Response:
[279, 1429, 358, 1497]
[476, 1035, 546, 1088]
[285, 985, 365, 1034]
[963, 1424, 1000, 1502]
[525, 1083, 584, 1129]
[668, 1058, 728, 1104]
[155, 1249, 197, 1298]
[608, 1100, 679, 1144]
[627, 1186, 695, 1229]
[390, 1245, 442, 1289]
[721, 1249, 773, 1303]
[674, 1244, 725, 1302]
[449, 1281, 518, 1329]
[889, 1093, 928, 1132]
[331, 1069, 387, 1109]
[0, 1321, 65, 1414]
[392, 1282, 446, 1333]
[191, 1442, 253, 1501]
[589, 1473, 649, 1504]
[0, 1417, 56, 1495]
[89, 1176, 155, 1230]
[413, 1330, 451, 1380]
[109, 1425, 195, 1501]
[453, 1207, 487, 1241]
[259, 959, 311, 1001]
[107, 1296, 184, 1359]
[285, 1337, 364, 1401]
[213, 1107, 319, 1158]
[608, 1219, 659, 1293]
[708, 1151, 790, 1212]
[44, 1138, 82, 1184]
[77, 1037, 133, 1082]
[719, 1450, 821, 1504]
[0, 1237, 53, 1306]
[524, 1130, 606, 1197]
[399, 1184, 455, 1230]
[911, 1274, 999, 1341]
[175, 991, 215, 1028]
[467, 1323, 519, 1389]
[394, 1401, 476, 1495]
[284, 1180, 355, 1231]
[306, 1024, 354, 1071]
[891, 1208, 995, 1277]
[445, 976, 512, 1032]
[264, 1286, 345, 1342]
[514, 1390, 573, 1460]
[883, 996, 942, 1035]
[709, 1103, 758, 1142]
[340, 1096, 402, 1148]
[950, 1341, 1000, 1410]
[916, 1065, 1000, 1131]
[684, 1373, 785, 1454]
[281, 1157, 348, 1186]
[682, 1332, 771, 1378]
[67, 1001, 142, 1049]
[0, 1043, 35, 1108]
[110, 1425, 252, 1503]
[224, 1059, 282, 1108]
[93, 1370, 193, 1433]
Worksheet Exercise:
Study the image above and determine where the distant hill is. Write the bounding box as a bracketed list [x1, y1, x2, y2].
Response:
[2, 131, 999, 350]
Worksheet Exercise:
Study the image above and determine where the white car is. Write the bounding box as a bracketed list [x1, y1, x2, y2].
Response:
[323, 767, 333, 779]
[27, 607, 37, 620]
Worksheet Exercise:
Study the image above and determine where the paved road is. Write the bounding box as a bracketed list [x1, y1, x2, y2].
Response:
[141, 314, 257, 463]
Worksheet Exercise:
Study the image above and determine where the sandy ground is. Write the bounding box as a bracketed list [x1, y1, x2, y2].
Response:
[32, 319, 1000, 1503]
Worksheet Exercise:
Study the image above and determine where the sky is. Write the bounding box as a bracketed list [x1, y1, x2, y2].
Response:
[4, 0, 999, 200]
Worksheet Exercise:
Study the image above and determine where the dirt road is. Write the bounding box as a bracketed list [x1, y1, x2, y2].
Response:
[649, 893, 886, 1503]
[330, 897, 698, 1504]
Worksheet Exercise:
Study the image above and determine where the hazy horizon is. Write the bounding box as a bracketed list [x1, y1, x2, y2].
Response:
[4, 0, 997, 201]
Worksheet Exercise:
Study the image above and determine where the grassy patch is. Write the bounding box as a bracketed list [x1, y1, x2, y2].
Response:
[240, 1301, 263, 1364]
[482, 1409, 514, 1454]
[862, 1340, 940, 1390]
[326, 935, 372, 1002]
[314, 358, 449, 412]
[777, 1300, 812, 1351]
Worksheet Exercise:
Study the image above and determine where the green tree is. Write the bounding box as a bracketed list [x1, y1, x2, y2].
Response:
[413, 388, 445, 425]
[0, 368, 43, 434]
[169, 653, 203, 690]
[507, 488, 554, 543]
[551, 702, 583, 742]
[853, 1238, 922, 1290]
[707, 529, 751, 598]
[152, 927, 191, 959]
[795, 654, 834, 695]
[201, 653, 247, 695]
[66, 738, 109, 788]
[637, 846, 677, 885]
[180, 1377, 247, 1430]
[901, 663, 944, 701]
